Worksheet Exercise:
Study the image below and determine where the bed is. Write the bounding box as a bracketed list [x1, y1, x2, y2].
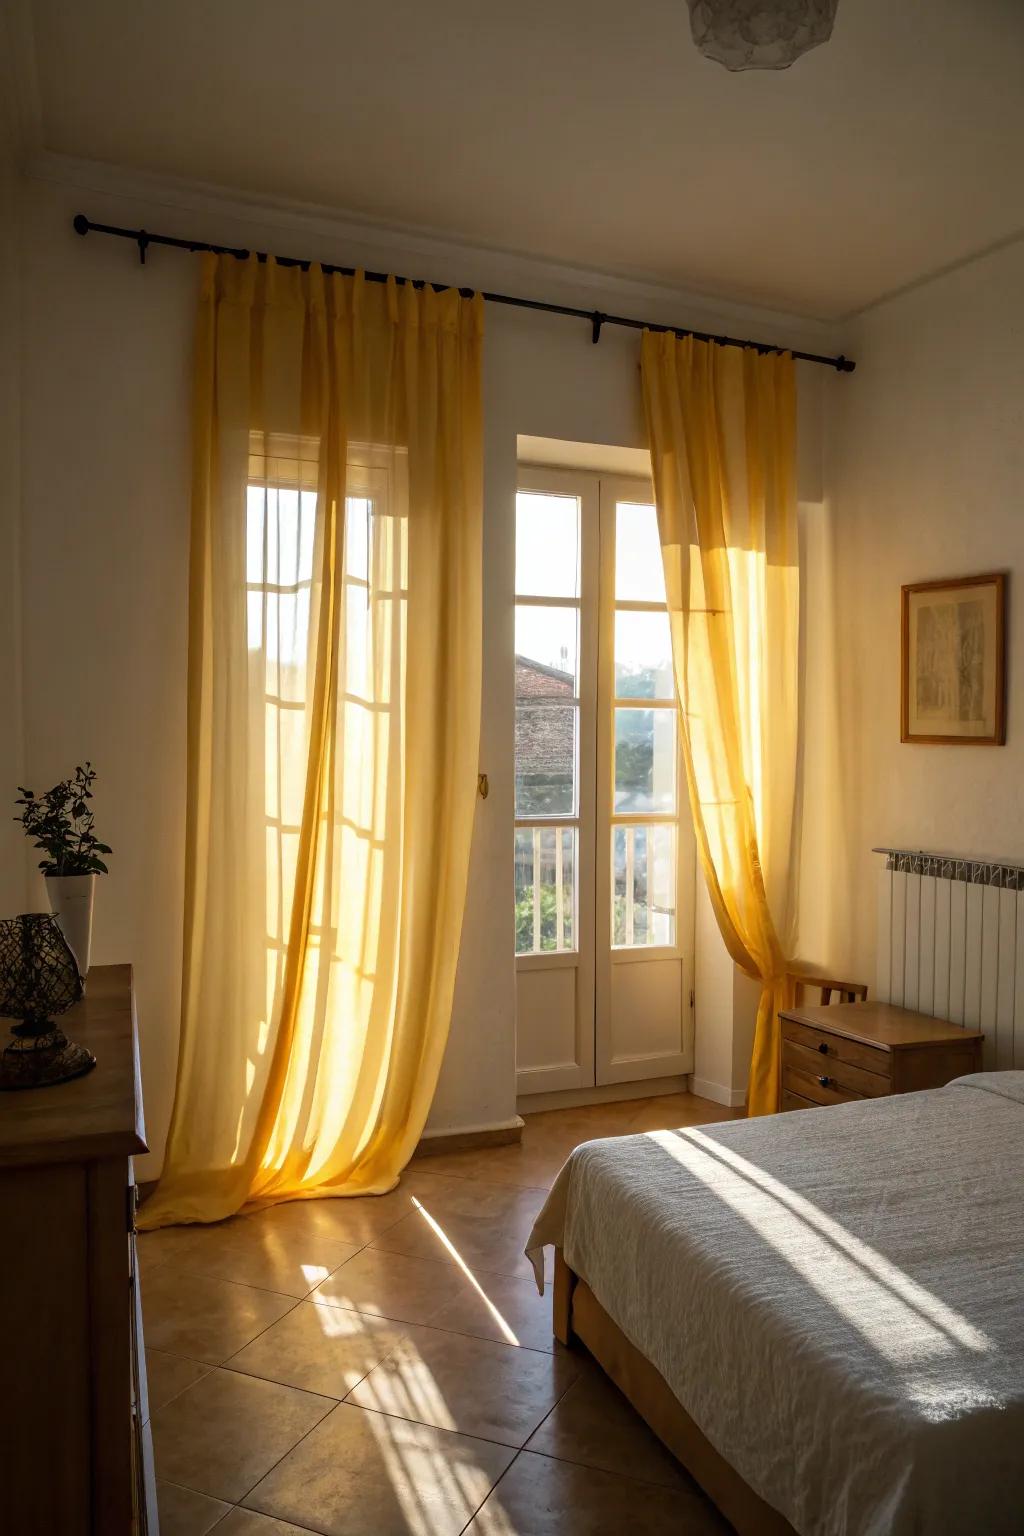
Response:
[526, 1073, 1024, 1536]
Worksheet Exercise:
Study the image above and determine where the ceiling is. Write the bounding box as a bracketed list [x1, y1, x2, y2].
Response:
[25, 0, 1024, 319]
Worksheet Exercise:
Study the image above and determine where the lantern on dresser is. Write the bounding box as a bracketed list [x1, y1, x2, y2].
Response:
[0, 914, 93, 1090]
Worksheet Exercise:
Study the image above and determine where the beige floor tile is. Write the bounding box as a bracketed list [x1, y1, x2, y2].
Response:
[228, 1300, 409, 1398]
[152, 1367, 333, 1503]
[146, 1349, 211, 1414]
[465, 1450, 730, 1534]
[143, 1267, 297, 1365]
[347, 1321, 579, 1447]
[214, 1509, 320, 1536]
[625, 1095, 741, 1133]
[410, 1172, 550, 1223]
[244, 1401, 514, 1536]
[138, 1220, 232, 1276]
[526, 1365, 691, 1488]
[409, 1144, 566, 1189]
[310, 1247, 470, 1325]
[239, 1176, 439, 1249]
[151, 1219, 362, 1300]
[156, 1479, 231, 1536]
[428, 1269, 559, 1353]
[369, 1206, 543, 1281]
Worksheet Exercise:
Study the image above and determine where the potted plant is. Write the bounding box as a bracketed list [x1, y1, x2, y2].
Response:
[14, 764, 111, 979]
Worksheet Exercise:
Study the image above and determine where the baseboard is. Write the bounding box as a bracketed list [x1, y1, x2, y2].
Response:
[689, 1076, 747, 1109]
[414, 1116, 524, 1158]
[517, 1075, 690, 1116]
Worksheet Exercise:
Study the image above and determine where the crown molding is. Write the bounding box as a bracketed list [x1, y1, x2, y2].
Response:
[0, 0, 43, 165]
[26, 148, 845, 356]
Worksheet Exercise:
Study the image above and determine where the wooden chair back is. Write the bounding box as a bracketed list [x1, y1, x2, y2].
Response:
[787, 971, 868, 1007]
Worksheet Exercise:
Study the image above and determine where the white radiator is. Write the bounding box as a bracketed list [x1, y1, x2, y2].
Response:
[876, 848, 1024, 1071]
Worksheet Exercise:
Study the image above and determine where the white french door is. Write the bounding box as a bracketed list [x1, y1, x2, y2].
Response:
[514, 467, 695, 1097]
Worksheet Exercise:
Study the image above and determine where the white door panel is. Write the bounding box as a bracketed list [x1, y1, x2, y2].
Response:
[514, 467, 597, 1095]
[514, 467, 694, 1095]
[607, 956, 691, 1082]
[515, 963, 588, 1093]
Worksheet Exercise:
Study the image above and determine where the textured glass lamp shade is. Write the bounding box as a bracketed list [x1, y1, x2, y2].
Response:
[0, 914, 92, 1090]
[687, 0, 839, 70]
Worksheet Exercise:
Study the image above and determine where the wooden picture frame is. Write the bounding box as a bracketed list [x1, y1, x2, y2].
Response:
[901, 573, 1006, 745]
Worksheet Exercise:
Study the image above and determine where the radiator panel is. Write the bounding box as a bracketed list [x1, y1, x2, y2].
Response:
[876, 850, 1024, 1072]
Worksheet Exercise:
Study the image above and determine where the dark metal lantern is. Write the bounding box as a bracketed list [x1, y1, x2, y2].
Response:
[0, 914, 94, 1090]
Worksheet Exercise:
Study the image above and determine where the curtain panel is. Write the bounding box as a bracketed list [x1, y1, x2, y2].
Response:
[141, 255, 483, 1227]
[641, 332, 799, 1116]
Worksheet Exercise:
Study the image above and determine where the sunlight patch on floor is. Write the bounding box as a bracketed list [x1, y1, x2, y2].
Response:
[411, 1197, 521, 1346]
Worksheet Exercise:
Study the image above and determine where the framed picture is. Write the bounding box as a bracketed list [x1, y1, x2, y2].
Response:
[901, 573, 1006, 744]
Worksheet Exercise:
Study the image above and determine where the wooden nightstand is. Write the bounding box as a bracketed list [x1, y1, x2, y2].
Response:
[779, 1001, 984, 1111]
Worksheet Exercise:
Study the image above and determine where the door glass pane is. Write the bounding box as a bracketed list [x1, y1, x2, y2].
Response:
[614, 610, 674, 700]
[516, 491, 580, 598]
[615, 501, 666, 603]
[612, 824, 676, 947]
[515, 826, 577, 955]
[516, 705, 577, 816]
[614, 708, 675, 813]
[515, 605, 579, 697]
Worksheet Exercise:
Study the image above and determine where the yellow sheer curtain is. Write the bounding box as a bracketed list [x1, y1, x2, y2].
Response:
[641, 332, 798, 1117]
[141, 255, 483, 1228]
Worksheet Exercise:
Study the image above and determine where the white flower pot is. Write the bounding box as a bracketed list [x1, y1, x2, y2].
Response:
[45, 873, 96, 979]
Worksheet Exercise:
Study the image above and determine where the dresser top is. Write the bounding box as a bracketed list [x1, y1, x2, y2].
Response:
[0, 964, 147, 1168]
[780, 1000, 985, 1052]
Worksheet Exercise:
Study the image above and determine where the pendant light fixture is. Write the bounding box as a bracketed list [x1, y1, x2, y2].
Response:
[687, 0, 839, 71]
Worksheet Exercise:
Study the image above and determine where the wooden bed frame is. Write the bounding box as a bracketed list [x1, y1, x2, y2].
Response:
[553, 1250, 796, 1536]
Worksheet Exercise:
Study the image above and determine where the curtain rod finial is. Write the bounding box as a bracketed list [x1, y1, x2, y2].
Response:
[73, 214, 90, 237]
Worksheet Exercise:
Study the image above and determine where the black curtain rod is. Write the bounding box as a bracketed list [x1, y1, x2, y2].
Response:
[72, 213, 854, 373]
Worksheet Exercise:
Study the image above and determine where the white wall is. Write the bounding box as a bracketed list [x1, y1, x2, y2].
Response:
[823, 237, 1024, 987]
[14, 162, 837, 1173]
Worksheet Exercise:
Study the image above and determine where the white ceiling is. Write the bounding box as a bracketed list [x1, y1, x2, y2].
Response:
[25, 0, 1024, 319]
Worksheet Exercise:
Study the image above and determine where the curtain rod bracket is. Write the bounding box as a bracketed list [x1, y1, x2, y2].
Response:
[137, 230, 150, 266]
[591, 311, 605, 345]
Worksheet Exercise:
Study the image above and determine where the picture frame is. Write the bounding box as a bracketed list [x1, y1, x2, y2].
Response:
[901, 573, 1006, 745]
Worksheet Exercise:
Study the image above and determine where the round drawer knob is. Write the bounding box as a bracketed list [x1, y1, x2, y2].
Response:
[817, 1075, 831, 1087]
[817, 1042, 829, 1054]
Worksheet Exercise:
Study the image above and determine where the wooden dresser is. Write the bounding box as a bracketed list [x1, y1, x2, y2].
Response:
[780, 1000, 984, 1111]
[0, 965, 158, 1534]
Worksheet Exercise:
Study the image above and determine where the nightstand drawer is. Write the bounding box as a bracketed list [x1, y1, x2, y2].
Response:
[779, 1002, 984, 1112]
[782, 1018, 889, 1078]
[782, 1038, 891, 1097]
[783, 1063, 863, 1107]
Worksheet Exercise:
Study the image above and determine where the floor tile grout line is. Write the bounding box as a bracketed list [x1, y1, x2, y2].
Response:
[363, 1241, 550, 1286]
[223, 1389, 339, 1518]
[140, 1231, 378, 1301]
[148, 1295, 306, 1385]
[145, 1358, 213, 1416]
[331, 1395, 535, 1454]
[522, 1441, 692, 1494]
[456, 1446, 527, 1536]
[213, 1294, 565, 1403]
[240, 1399, 521, 1532]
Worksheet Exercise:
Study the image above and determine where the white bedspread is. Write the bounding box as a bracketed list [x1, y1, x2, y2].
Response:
[526, 1073, 1024, 1536]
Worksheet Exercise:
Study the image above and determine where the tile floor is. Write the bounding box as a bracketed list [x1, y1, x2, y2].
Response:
[140, 1090, 739, 1536]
